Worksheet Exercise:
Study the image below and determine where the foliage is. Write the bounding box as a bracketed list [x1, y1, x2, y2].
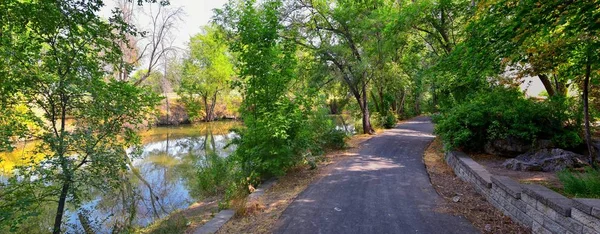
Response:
[309, 109, 348, 153]
[383, 114, 397, 129]
[216, 0, 347, 186]
[558, 167, 600, 198]
[0, 0, 161, 233]
[178, 24, 234, 122]
[132, 69, 166, 94]
[196, 152, 235, 197]
[434, 88, 582, 151]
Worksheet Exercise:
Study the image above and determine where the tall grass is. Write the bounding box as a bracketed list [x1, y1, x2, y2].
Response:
[557, 167, 600, 198]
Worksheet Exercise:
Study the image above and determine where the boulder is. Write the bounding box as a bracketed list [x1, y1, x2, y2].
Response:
[503, 148, 588, 172]
[485, 138, 555, 157]
[484, 137, 531, 157]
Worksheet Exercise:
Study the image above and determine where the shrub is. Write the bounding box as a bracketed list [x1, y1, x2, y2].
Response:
[434, 87, 581, 151]
[558, 167, 600, 198]
[383, 114, 397, 129]
[309, 109, 347, 152]
[196, 151, 234, 197]
[364, 112, 396, 130]
[370, 112, 383, 129]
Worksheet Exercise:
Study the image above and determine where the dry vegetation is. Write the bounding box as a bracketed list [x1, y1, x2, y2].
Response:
[423, 138, 531, 233]
[139, 199, 220, 234]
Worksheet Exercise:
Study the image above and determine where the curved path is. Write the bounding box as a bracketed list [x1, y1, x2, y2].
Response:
[274, 116, 477, 234]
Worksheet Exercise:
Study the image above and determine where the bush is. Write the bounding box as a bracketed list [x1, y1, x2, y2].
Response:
[558, 167, 600, 198]
[196, 151, 234, 197]
[370, 112, 384, 129]
[434, 87, 581, 151]
[309, 109, 347, 152]
[365, 112, 396, 130]
[383, 114, 397, 129]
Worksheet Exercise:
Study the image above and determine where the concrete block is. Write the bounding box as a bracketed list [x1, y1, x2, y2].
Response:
[193, 210, 235, 234]
[523, 184, 573, 217]
[572, 208, 600, 233]
[541, 217, 567, 234]
[491, 175, 523, 199]
[511, 198, 527, 213]
[527, 203, 546, 225]
[532, 221, 552, 234]
[574, 198, 600, 219]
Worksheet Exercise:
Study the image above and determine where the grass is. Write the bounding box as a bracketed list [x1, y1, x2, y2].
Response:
[139, 213, 189, 234]
[557, 167, 600, 198]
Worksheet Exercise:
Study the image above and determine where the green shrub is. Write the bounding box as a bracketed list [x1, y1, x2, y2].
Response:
[365, 112, 396, 130]
[321, 128, 348, 150]
[196, 151, 234, 197]
[309, 109, 348, 152]
[383, 114, 397, 129]
[434, 87, 581, 151]
[558, 167, 600, 198]
[370, 112, 383, 129]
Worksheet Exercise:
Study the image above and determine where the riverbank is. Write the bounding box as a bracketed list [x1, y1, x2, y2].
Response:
[138, 131, 377, 234]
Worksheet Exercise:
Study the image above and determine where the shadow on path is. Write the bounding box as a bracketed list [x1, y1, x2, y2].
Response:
[274, 116, 477, 234]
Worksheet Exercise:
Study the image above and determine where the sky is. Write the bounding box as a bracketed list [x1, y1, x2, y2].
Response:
[100, 0, 230, 49]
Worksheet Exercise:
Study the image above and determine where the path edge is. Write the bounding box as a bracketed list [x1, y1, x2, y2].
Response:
[192, 179, 278, 234]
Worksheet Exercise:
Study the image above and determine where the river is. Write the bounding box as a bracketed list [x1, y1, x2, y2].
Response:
[0, 117, 355, 233]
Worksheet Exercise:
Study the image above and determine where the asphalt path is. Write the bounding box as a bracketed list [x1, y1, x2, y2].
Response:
[274, 116, 478, 234]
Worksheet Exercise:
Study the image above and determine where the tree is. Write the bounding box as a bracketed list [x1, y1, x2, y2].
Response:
[0, 1, 160, 233]
[132, 69, 166, 93]
[216, 0, 323, 179]
[131, 3, 183, 86]
[179, 24, 234, 122]
[469, 0, 600, 165]
[284, 0, 398, 134]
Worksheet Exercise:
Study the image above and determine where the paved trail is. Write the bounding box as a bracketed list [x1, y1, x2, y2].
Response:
[275, 116, 477, 234]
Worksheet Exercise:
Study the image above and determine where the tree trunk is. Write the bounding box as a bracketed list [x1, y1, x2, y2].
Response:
[361, 81, 374, 134]
[378, 88, 385, 114]
[370, 90, 381, 113]
[209, 92, 218, 121]
[539, 74, 556, 97]
[202, 95, 209, 122]
[584, 62, 595, 168]
[398, 90, 406, 117]
[53, 182, 70, 234]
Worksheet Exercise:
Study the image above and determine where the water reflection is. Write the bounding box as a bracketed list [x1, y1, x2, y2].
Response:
[66, 121, 240, 233]
[1, 117, 355, 233]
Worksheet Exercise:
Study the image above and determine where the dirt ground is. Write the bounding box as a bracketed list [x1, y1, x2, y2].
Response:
[423, 138, 531, 233]
[140, 198, 220, 234]
[216, 134, 376, 234]
[469, 153, 563, 191]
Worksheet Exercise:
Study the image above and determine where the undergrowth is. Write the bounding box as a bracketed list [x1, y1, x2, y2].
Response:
[558, 167, 600, 198]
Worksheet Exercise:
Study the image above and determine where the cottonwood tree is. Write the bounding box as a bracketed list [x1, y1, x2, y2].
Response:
[284, 0, 396, 134]
[179, 24, 234, 122]
[0, 0, 161, 233]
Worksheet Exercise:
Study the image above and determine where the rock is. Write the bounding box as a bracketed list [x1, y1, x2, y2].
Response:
[503, 148, 588, 172]
[484, 137, 531, 157]
[484, 224, 492, 232]
[485, 138, 557, 157]
[452, 196, 461, 203]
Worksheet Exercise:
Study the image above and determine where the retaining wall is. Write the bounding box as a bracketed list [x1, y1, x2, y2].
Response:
[445, 151, 600, 234]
